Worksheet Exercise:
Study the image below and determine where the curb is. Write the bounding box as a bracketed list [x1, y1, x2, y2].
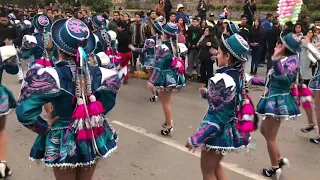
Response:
[129, 71, 149, 79]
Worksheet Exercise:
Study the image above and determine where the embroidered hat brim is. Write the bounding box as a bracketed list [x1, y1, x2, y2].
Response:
[162, 23, 181, 36]
[32, 14, 51, 32]
[280, 32, 301, 54]
[51, 19, 96, 56]
[221, 33, 249, 62]
[151, 20, 163, 34]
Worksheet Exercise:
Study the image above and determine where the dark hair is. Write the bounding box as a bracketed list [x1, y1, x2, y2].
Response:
[204, 26, 215, 37]
[276, 39, 297, 56]
[116, 20, 126, 29]
[140, 11, 144, 16]
[123, 13, 129, 17]
[266, 13, 273, 18]
[150, 10, 156, 14]
[241, 14, 247, 19]
[156, 11, 161, 17]
[113, 11, 120, 15]
[304, 27, 314, 36]
[192, 18, 199, 22]
[253, 18, 262, 30]
[293, 22, 303, 34]
[169, 12, 176, 16]
[219, 40, 236, 63]
[272, 19, 279, 26]
[134, 12, 141, 18]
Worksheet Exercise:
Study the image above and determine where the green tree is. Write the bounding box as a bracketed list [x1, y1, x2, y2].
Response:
[260, 0, 276, 4]
[81, 0, 112, 13]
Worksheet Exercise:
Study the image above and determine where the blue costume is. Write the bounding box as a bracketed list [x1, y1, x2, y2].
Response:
[133, 36, 157, 69]
[257, 55, 301, 119]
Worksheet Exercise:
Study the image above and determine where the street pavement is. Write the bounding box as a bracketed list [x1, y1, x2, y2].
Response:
[3, 66, 320, 180]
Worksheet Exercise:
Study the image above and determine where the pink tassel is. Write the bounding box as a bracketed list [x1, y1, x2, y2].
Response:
[291, 84, 300, 106]
[302, 101, 312, 108]
[299, 84, 312, 97]
[88, 95, 105, 116]
[242, 103, 254, 115]
[71, 104, 87, 120]
[35, 58, 53, 67]
[106, 48, 112, 56]
[93, 126, 105, 137]
[77, 130, 87, 141]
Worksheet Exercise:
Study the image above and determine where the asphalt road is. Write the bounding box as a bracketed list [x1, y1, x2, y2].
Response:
[3, 66, 320, 180]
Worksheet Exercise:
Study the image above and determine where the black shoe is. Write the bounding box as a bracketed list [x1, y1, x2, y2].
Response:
[301, 124, 316, 133]
[161, 126, 173, 136]
[19, 79, 23, 84]
[278, 157, 290, 169]
[262, 167, 281, 180]
[149, 95, 158, 102]
[310, 136, 320, 144]
[0, 162, 12, 178]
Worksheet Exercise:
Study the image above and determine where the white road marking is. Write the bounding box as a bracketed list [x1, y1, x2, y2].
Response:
[112, 120, 267, 180]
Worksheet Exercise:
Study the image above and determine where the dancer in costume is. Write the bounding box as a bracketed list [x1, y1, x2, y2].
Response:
[92, 14, 110, 54]
[129, 21, 163, 102]
[305, 32, 320, 143]
[298, 28, 317, 133]
[257, 33, 301, 179]
[149, 22, 185, 135]
[186, 33, 252, 180]
[21, 14, 53, 70]
[16, 18, 125, 180]
[0, 46, 19, 178]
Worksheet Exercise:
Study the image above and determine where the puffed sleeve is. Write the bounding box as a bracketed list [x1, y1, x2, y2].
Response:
[189, 73, 237, 147]
[16, 68, 61, 135]
[92, 66, 126, 114]
[272, 55, 300, 81]
[0, 46, 19, 75]
[133, 38, 156, 54]
[306, 43, 320, 62]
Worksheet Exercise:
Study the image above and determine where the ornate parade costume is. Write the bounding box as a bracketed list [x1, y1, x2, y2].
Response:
[132, 21, 163, 69]
[257, 33, 301, 120]
[16, 18, 125, 167]
[21, 15, 53, 70]
[149, 23, 186, 91]
[0, 46, 19, 116]
[188, 34, 252, 154]
[0, 45, 19, 178]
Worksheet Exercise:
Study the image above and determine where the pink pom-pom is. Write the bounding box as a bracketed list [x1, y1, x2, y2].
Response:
[77, 130, 87, 141]
[88, 95, 105, 116]
[172, 57, 185, 74]
[291, 84, 300, 106]
[71, 104, 87, 120]
[106, 48, 112, 56]
[93, 126, 105, 137]
[241, 103, 255, 115]
[299, 84, 312, 96]
[236, 121, 255, 133]
[302, 101, 312, 109]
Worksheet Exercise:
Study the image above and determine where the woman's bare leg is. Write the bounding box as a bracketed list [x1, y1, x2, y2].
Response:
[53, 167, 76, 180]
[159, 91, 173, 127]
[262, 117, 281, 166]
[0, 116, 7, 161]
[201, 149, 225, 180]
[76, 165, 96, 180]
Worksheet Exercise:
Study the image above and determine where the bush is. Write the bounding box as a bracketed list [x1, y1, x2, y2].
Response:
[81, 0, 112, 13]
[260, 0, 276, 4]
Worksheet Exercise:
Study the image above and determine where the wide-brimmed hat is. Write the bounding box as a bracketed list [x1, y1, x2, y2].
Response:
[162, 22, 180, 36]
[32, 14, 51, 32]
[92, 14, 106, 29]
[229, 23, 240, 34]
[176, 4, 184, 12]
[0, 46, 17, 61]
[95, 52, 110, 66]
[51, 18, 96, 56]
[221, 33, 250, 61]
[280, 32, 301, 53]
[151, 20, 163, 34]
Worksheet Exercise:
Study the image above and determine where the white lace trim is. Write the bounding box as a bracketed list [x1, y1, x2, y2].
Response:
[28, 146, 117, 168]
[0, 108, 13, 117]
[258, 113, 301, 121]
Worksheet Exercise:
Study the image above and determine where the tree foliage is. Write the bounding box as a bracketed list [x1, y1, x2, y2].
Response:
[80, 0, 112, 13]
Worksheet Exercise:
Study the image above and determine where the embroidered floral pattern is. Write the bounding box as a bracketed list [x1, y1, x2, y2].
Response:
[0, 94, 9, 114]
[101, 74, 121, 93]
[67, 19, 89, 34]
[97, 15, 104, 21]
[19, 68, 60, 101]
[38, 16, 49, 26]
[207, 78, 236, 112]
